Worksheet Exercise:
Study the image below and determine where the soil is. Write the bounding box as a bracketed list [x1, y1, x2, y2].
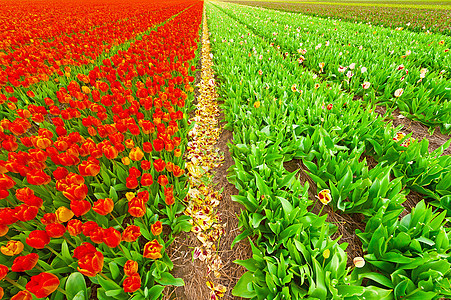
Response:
[167, 124, 249, 300]
[166, 25, 250, 297]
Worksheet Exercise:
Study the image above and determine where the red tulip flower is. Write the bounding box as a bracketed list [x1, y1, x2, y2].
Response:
[123, 273, 141, 293]
[26, 272, 60, 298]
[26, 230, 50, 249]
[121, 225, 141, 242]
[11, 253, 39, 272]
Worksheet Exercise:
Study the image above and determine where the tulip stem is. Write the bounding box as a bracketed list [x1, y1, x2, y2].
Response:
[63, 236, 77, 248]
[309, 197, 319, 213]
[109, 212, 124, 230]
[94, 176, 108, 194]
[318, 204, 325, 216]
[99, 272, 115, 282]
[46, 245, 62, 258]
[5, 276, 25, 290]
[56, 287, 69, 296]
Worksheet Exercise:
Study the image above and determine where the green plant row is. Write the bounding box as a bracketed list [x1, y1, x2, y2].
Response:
[206, 2, 451, 299]
[214, 2, 451, 134]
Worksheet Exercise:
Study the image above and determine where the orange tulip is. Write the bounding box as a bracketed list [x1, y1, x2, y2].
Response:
[121, 225, 141, 242]
[77, 250, 104, 277]
[67, 219, 83, 236]
[0, 225, 8, 237]
[157, 175, 169, 186]
[151, 221, 162, 236]
[1, 240, 24, 256]
[55, 206, 74, 223]
[92, 198, 114, 215]
[143, 239, 163, 259]
[129, 147, 144, 161]
[11, 290, 33, 300]
[172, 165, 185, 177]
[123, 260, 138, 276]
[128, 198, 146, 218]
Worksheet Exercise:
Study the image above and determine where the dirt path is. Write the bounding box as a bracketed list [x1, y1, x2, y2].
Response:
[167, 9, 249, 300]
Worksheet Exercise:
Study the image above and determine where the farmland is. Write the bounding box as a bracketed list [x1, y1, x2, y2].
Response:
[0, 0, 450, 299]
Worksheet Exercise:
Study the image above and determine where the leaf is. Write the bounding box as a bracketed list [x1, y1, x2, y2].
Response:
[231, 229, 251, 249]
[254, 171, 272, 196]
[66, 272, 88, 300]
[105, 289, 127, 298]
[72, 291, 86, 300]
[277, 196, 293, 216]
[234, 258, 259, 273]
[97, 273, 121, 291]
[416, 236, 435, 246]
[382, 252, 412, 264]
[359, 272, 393, 288]
[61, 241, 72, 263]
[279, 224, 301, 240]
[109, 262, 120, 280]
[147, 285, 165, 300]
[109, 186, 118, 202]
[232, 271, 257, 298]
[155, 272, 184, 286]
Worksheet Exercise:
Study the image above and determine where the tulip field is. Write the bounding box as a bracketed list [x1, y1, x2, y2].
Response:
[0, 0, 451, 299]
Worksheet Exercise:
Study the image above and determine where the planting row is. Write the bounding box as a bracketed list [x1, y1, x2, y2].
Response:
[227, 1, 451, 36]
[217, 2, 451, 134]
[207, 2, 451, 299]
[0, 1, 202, 299]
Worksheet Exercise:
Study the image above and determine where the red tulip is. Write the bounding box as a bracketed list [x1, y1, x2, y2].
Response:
[11, 253, 39, 272]
[70, 200, 91, 216]
[140, 173, 153, 186]
[103, 227, 121, 248]
[123, 260, 138, 276]
[123, 273, 141, 293]
[26, 272, 60, 298]
[0, 264, 8, 280]
[122, 225, 141, 242]
[26, 230, 50, 249]
[153, 159, 166, 172]
[92, 198, 114, 215]
[45, 223, 66, 238]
